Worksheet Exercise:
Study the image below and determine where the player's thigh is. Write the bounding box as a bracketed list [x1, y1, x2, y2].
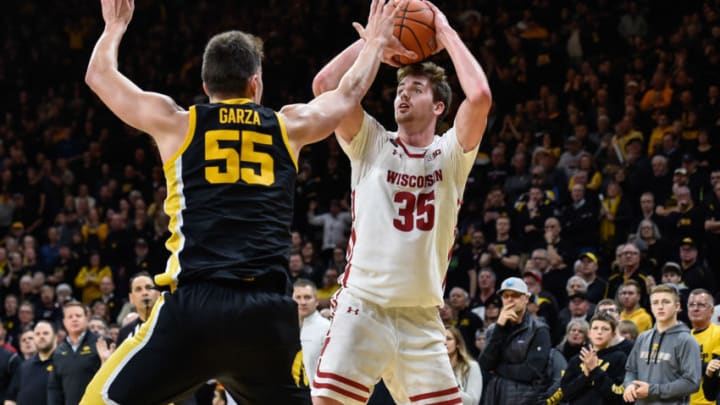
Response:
[219, 370, 311, 405]
[218, 295, 310, 405]
[384, 307, 460, 404]
[81, 293, 210, 405]
[312, 290, 395, 404]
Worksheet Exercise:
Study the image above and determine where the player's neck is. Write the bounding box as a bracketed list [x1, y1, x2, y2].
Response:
[398, 132, 433, 148]
[398, 123, 435, 148]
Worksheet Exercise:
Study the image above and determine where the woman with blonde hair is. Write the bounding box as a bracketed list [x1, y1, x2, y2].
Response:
[445, 326, 482, 405]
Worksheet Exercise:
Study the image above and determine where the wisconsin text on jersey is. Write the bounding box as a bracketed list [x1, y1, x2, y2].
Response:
[218, 107, 261, 125]
[386, 169, 443, 188]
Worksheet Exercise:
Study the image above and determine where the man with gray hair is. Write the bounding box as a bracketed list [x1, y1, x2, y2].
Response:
[648, 155, 672, 205]
[607, 242, 649, 302]
[528, 248, 572, 309]
[54, 284, 73, 305]
[686, 288, 720, 405]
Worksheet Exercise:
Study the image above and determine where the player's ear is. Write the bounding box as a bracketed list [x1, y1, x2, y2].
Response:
[248, 74, 262, 101]
[433, 101, 445, 116]
[202, 82, 210, 97]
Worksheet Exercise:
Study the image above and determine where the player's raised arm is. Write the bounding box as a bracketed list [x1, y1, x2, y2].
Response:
[85, 0, 187, 161]
[310, 4, 415, 144]
[282, 0, 403, 150]
[426, 1, 492, 152]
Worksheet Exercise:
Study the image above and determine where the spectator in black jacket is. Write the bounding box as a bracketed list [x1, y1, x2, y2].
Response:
[479, 277, 552, 405]
[0, 341, 19, 403]
[560, 184, 599, 252]
[553, 312, 627, 405]
[6, 320, 56, 405]
[47, 301, 101, 405]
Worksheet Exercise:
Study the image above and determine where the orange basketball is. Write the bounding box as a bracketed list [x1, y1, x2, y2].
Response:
[393, 0, 437, 65]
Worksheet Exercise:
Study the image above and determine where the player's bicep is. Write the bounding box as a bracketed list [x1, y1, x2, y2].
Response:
[280, 90, 361, 149]
[453, 99, 489, 152]
[88, 69, 185, 137]
[334, 105, 364, 144]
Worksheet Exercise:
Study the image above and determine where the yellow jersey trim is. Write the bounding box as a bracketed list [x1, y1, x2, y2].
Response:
[216, 98, 253, 105]
[275, 112, 298, 172]
[162, 106, 197, 171]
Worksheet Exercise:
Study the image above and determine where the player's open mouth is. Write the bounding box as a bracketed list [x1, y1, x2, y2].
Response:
[398, 103, 410, 112]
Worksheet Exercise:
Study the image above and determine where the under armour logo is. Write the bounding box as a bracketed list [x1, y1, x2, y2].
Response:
[347, 306, 359, 315]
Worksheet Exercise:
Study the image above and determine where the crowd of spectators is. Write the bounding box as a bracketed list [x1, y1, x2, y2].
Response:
[1, 0, 720, 404]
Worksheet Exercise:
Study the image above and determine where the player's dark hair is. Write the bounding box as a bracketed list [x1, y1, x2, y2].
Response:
[202, 31, 264, 97]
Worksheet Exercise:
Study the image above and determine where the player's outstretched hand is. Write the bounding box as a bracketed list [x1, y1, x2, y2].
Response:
[352, 0, 416, 67]
[101, 0, 135, 29]
[422, 0, 448, 54]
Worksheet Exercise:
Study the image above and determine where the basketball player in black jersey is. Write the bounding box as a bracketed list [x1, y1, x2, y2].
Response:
[81, 0, 414, 403]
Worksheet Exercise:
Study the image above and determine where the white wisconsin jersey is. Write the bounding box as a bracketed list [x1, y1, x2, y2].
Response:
[338, 113, 478, 307]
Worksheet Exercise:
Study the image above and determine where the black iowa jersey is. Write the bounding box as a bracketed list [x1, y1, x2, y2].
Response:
[155, 98, 297, 288]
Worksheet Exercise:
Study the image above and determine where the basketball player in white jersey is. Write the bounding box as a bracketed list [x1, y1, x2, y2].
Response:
[310, 2, 492, 404]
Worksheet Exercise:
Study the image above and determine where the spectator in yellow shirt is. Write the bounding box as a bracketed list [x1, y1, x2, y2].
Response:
[74, 251, 112, 305]
[619, 280, 653, 333]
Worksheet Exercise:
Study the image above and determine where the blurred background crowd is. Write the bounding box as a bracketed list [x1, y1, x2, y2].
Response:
[1, 0, 720, 404]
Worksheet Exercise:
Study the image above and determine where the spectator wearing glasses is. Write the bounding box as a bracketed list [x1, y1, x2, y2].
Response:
[687, 289, 720, 405]
[594, 298, 634, 355]
[479, 277, 553, 405]
[607, 243, 649, 302]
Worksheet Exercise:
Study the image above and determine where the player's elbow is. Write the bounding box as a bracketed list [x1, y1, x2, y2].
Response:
[85, 64, 102, 93]
[312, 70, 334, 97]
[466, 86, 493, 114]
